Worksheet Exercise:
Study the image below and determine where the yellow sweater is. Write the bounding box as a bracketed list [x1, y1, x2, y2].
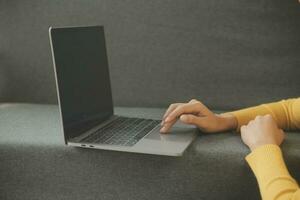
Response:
[231, 98, 300, 200]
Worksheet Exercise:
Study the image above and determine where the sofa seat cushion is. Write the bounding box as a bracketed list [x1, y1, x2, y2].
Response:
[0, 103, 299, 200]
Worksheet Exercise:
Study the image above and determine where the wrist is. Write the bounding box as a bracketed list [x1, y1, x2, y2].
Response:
[249, 142, 278, 152]
[218, 113, 238, 131]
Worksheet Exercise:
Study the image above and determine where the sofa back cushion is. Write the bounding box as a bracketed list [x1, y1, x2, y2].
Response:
[0, 0, 299, 109]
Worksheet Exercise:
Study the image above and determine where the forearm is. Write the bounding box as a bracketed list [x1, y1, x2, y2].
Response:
[229, 98, 300, 131]
[246, 145, 300, 200]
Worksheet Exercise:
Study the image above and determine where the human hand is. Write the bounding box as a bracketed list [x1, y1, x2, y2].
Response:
[160, 99, 237, 133]
[241, 115, 285, 151]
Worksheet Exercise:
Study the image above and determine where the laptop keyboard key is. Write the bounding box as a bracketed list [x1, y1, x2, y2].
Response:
[80, 116, 160, 146]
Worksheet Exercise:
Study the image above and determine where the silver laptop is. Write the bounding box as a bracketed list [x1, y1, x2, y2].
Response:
[49, 25, 197, 156]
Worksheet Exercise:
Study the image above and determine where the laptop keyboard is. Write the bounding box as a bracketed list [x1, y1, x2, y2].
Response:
[80, 116, 161, 146]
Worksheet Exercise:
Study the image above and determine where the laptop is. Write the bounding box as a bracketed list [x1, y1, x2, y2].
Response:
[49, 25, 197, 156]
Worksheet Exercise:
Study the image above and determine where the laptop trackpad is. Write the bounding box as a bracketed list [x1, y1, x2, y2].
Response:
[145, 122, 198, 143]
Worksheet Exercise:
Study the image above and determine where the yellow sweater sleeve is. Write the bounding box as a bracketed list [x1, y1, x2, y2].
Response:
[229, 98, 300, 199]
[230, 98, 300, 131]
[246, 145, 300, 200]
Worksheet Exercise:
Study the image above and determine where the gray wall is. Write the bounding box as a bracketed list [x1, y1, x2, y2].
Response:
[0, 0, 299, 109]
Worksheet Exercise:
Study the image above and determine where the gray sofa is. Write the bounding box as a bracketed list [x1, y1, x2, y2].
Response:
[0, 1, 299, 200]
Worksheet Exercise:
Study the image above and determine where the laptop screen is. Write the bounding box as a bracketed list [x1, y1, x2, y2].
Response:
[50, 26, 113, 141]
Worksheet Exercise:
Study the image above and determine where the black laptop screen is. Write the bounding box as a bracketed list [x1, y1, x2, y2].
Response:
[50, 26, 113, 141]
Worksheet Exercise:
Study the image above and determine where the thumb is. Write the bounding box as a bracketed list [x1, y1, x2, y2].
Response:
[279, 129, 285, 142]
[180, 114, 204, 126]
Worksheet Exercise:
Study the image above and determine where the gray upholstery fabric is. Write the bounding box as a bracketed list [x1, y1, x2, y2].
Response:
[0, 1, 300, 200]
[0, 0, 300, 109]
[0, 104, 299, 200]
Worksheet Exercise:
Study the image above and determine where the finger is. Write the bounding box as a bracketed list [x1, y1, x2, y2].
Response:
[179, 114, 205, 127]
[163, 100, 198, 120]
[163, 99, 200, 121]
[264, 114, 276, 125]
[189, 99, 198, 103]
[264, 114, 273, 119]
[240, 125, 246, 133]
[281, 129, 286, 140]
[278, 129, 285, 137]
[255, 115, 263, 121]
[278, 129, 285, 144]
[248, 120, 255, 126]
[160, 119, 177, 133]
[162, 103, 182, 120]
[165, 101, 210, 123]
[161, 102, 200, 132]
